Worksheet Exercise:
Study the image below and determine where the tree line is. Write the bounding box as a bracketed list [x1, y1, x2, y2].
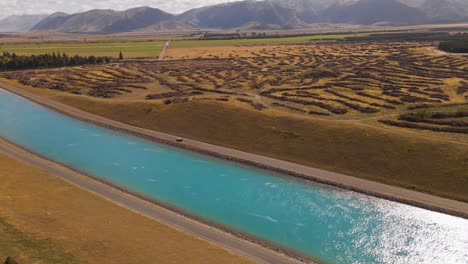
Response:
[438, 40, 468, 53]
[0, 52, 112, 71]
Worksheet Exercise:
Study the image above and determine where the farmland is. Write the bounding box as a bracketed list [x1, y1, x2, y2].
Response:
[0, 40, 163, 58]
[172, 34, 349, 47]
[3, 41, 467, 122]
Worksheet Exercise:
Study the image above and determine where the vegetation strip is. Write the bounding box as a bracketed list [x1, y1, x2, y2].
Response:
[1, 83, 467, 219]
[0, 52, 111, 71]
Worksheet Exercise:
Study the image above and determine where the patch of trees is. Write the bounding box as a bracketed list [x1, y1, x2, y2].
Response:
[4, 257, 18, 264]
[457, 82, 468, 95]
[438, 40, 468, 53]
[0, 52, 111, 71]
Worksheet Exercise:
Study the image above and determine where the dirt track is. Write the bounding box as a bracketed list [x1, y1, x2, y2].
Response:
[158, 40, 170, 60]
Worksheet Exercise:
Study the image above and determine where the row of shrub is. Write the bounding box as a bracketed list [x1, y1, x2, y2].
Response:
[146, 91, 203, 100]
[263, 93, 348, 115]
[356, 92, 403, 105]
[407, 102, 468, 110]
[408, 88, 450, 101]
[399, 113, 468, 127]
[236, 98, 267, 110]
[324, 89, 395, 110]
[379, 120, 468, 134]
[237, 98, 268, 111]
[429, 111, 468, 119]
[272, 102, 330, 116]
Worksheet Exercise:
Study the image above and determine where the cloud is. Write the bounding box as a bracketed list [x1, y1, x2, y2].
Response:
[0, 0, 240, 19]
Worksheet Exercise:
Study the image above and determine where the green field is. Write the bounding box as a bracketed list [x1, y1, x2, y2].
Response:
[0, 35, 348, 58]
[0, 41, 163, 59]
[172, 34, 349, 48]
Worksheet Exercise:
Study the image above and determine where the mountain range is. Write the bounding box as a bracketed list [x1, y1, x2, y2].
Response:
[1, 0, 468, 33]
[0, 14, 49, 32]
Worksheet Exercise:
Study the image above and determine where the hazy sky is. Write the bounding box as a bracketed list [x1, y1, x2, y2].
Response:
[0, 0, 239, 19]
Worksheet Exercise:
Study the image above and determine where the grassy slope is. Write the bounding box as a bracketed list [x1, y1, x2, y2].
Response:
[0, 148, 253, 264]
[54, 95, 468, 202]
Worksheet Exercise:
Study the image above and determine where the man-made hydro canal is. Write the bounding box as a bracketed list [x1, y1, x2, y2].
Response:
[0, 89, 467, 264]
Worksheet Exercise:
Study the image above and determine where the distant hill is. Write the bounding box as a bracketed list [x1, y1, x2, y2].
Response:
[7, 0, 467, 33]
[0, 14, 49, 32]
[135, 21, 194, 32]
[32, 7, 174, 33]
[418, 0, 468, 23]
[268, 0, 321, 23]
[179, 1, 304, 29]
[323, 0, 428, 25]
[31, 12, 71, 31]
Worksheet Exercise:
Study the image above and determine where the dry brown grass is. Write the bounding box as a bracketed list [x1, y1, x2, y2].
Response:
[0, 143, 254, 264]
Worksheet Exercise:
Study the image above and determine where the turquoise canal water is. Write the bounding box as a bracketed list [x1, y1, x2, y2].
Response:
[1, 89, 467, 264]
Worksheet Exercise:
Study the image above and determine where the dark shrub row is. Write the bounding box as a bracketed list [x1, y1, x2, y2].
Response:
[379, 120, 468, 134]
[272, 102, 330, 116]
[400, 95, 441, 103]
[236, 98, 267, 110]
[430, 111, 468, 119]
[356, 92, 403, 105]
[457, 82, 468, 95]
[324, 90, 395, 110]
[408, 88, 450, 101]
[438, 40, 468, 53]
[264, 94, 347, 115]
[146, 91, 203, 100]
[399, 113, 468, 127]
[407, 102, 468, 110]
[333, 98, 379, 113]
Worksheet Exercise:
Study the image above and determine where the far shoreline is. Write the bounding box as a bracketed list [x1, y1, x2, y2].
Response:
[1, 82, 467, 220]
